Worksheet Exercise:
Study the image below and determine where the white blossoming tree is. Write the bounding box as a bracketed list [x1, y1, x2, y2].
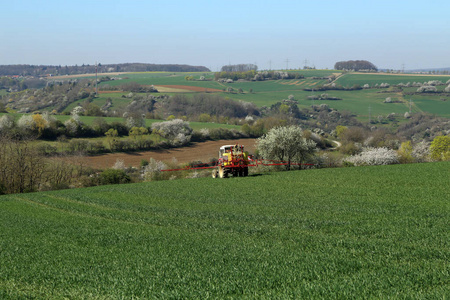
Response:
[257, 126, 317, 170]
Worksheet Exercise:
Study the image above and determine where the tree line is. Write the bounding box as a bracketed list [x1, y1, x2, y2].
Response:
[0, 63, 210, 76]
[334, 60, 378, 71]
[220, 64, 258, 72]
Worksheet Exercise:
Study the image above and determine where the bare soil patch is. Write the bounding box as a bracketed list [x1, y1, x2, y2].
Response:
[80, 138, 257, 169]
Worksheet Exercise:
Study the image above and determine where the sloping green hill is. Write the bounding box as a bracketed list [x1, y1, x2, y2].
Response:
[1, 162, 449, 298]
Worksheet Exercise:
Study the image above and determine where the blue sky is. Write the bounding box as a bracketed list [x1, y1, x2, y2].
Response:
[1, 0, 449, 70]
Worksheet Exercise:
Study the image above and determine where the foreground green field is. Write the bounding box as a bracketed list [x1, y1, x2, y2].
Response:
[1, 162, 449, 298]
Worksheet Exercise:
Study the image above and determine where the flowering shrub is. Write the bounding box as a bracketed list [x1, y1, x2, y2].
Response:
[412, 141, 430, 162]
[112, 159, 126, 170]
[142, 158, 167, 181]
[343, 147, 399, 166]
[0, 115, 14, 131]
[417, 85, 437, 93]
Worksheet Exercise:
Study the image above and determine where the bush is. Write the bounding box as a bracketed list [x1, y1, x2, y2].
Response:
[99, 169, 131, 185]
[429, 135, 450, 161]
[343, 147, 399, 166]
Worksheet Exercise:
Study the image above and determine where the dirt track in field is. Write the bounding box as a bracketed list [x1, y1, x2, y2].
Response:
[82, 138, 257, 169]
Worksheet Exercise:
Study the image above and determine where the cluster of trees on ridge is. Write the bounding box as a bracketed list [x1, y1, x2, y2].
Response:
[0, 63, 210, 76]
[334, 60, 378, 71]
[220, 64, 258, 72]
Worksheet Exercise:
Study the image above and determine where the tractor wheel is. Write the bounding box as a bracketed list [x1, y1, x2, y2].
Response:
[212, 169, 218, 178]
[218, 166, 227, 178]
[243, 167, 249, 177]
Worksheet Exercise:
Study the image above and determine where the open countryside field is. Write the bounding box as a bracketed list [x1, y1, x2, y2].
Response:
[0, 162, 448, 298]
[3, 70, 450, 120]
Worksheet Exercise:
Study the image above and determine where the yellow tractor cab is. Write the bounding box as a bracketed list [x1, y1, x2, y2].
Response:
[213, 144, 249, 178]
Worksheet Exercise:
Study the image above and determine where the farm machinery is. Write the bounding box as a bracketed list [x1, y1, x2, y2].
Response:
[160, 143, 314, 176]
[212, 144, 250, 178]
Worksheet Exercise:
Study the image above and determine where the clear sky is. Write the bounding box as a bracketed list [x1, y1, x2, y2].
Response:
[1, 0, 449, 70]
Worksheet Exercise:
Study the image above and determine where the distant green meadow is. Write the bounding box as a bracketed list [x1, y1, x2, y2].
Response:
[335, 73, 450, 87]
[3, 70, 450, 119]
[0, 162, 448, 298]
[0, 113, 241, 130]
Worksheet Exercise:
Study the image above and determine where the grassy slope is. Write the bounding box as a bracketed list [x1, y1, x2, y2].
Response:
[1, 162, 448, 298]
[335, 73, 450, 87]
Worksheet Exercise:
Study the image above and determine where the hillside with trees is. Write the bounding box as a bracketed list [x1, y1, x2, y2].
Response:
[334, 60, 378, 72]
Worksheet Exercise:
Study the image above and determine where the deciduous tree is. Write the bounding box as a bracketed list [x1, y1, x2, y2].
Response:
[257, 126, 316, 170]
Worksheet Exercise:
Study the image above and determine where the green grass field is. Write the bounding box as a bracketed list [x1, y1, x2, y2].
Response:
[0, 113, 241, 131]
[1, 162, 448, 298]
[63, 92, 132, 113]
[335, 73, 450, 87]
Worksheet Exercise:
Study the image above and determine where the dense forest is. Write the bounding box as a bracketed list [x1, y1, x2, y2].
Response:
[0, 63, 210, 76]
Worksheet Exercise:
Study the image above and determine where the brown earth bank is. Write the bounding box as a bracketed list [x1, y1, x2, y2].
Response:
[79, 138, 257, 169]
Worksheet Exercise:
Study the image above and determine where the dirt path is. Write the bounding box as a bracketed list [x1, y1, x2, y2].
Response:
[81, 138, 257, 169]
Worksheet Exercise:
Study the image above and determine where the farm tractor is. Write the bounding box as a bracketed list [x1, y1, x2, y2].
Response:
[212, 144, 250, 178]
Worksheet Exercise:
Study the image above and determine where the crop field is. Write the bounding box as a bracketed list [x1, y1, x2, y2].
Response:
[1, 162, 448, 298]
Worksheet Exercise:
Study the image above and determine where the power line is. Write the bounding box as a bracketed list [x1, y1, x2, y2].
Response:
[285, 58, 290, 70]
[95, 61, 98, 96]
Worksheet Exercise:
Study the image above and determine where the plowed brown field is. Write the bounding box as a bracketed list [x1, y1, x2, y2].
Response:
[82, 138, 256, 169]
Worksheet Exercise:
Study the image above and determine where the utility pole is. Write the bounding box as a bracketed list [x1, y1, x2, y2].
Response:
[285, 58, 290, 70]
[268, 60, 272, 70]
[304, 59, 308, 69]
[95, 61, 98, 96]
